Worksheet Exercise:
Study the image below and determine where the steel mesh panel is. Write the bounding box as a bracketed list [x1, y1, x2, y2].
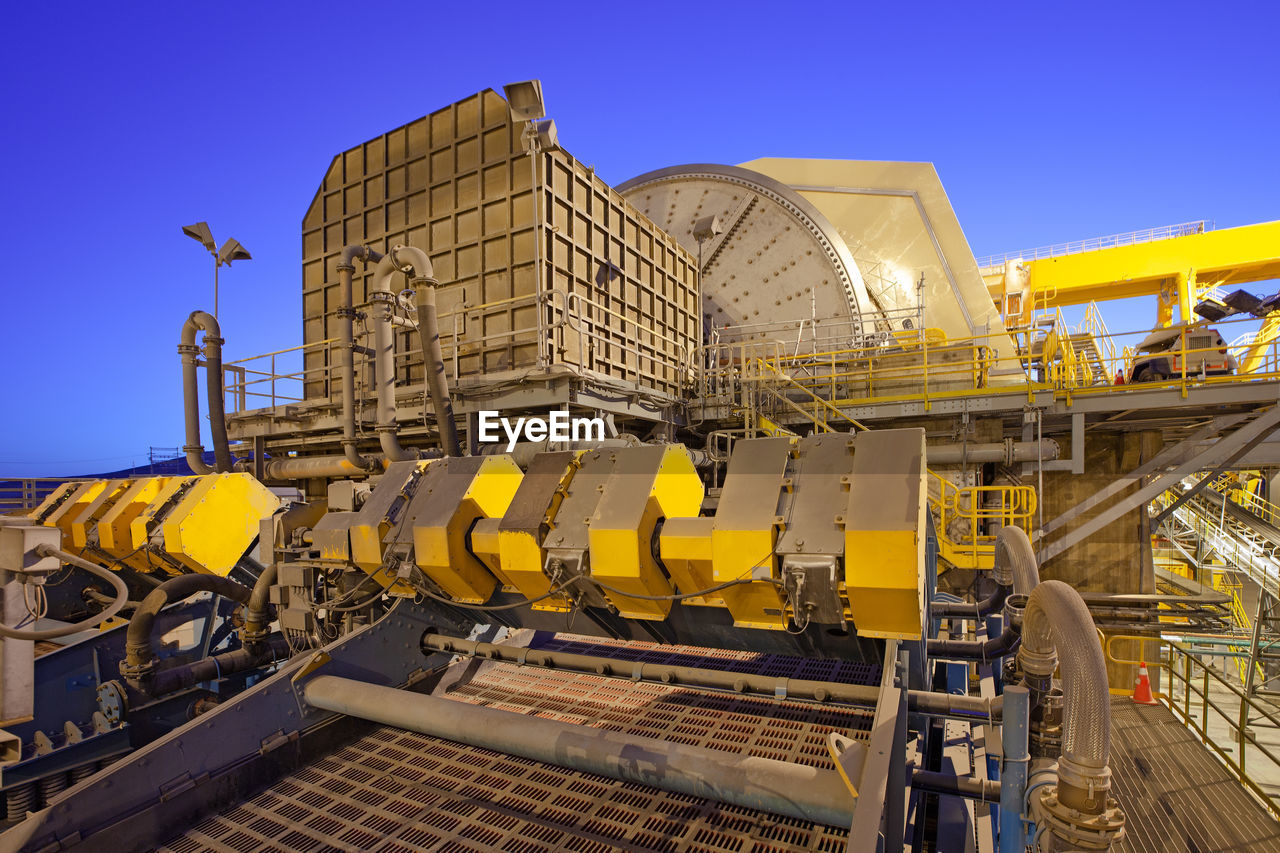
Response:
[159, 641, 873, 852]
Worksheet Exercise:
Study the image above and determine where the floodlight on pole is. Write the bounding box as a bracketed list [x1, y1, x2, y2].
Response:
[182, 222, 251, 319]
[502, 80, 545, 122]
[182, 222, 216, 253]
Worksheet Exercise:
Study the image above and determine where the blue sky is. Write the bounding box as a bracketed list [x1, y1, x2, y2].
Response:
[1, 1, 1277, 475]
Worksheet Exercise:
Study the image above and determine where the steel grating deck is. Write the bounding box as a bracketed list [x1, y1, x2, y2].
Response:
[1110, 696, 1280, 853]
[158, 636, 879, 853]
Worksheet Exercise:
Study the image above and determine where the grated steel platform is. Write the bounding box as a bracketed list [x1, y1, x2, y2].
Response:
[157, 637, 878, 853]
[1110, 696, 1280, 853]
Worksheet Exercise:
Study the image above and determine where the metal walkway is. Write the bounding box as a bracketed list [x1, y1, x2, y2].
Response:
[157, 637, 878, 853]
[1111, 697, 1280, 852]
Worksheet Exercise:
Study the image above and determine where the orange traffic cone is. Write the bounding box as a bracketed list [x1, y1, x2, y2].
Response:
[1132, 661, 1159, 705]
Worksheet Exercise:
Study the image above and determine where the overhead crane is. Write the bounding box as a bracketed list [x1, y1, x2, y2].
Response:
[982, 219, 1280, 329]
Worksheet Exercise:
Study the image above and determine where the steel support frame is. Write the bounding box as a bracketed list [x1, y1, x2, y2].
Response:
[1, 599, 472, 853]
[847, 639, 908, 853]
[1039, 406, 1280, 564]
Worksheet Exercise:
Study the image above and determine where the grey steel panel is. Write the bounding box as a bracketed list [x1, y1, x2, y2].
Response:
[714, 437, 791, 535]
[302, 90, 698, 400]
[497, 451, 576, 537]
[618, 163, 871, 339]
[776, 434, 854, 557]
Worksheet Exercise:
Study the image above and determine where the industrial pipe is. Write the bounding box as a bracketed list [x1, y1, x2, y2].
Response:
[179, 310, 233, 473]
[413, 280, 461, 456]
[911, 769, 1001, 803]
[1018, 580, 1113, 818]
[926, 624, 1020, 662]
[148, 633, 292, 696]
[337, 245, 384, 471]
[120, 573, 253, 691]
[928, 439, 1059, 467]
[421, 633, 1000, 721]
[249, 454, 397, 481]
[932, 527, 1038, 619]
[370, 245, 461, 458]
[0, 546, 130, 641]
[999, 685, 1030, 852]
[241, 561, 277, 650]
[303, 674, 855, 828]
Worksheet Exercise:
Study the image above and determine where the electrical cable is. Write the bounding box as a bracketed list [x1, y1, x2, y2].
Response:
[0, 547, 130, 641]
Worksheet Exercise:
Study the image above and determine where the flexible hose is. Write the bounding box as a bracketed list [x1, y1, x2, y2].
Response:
[121, 573, 252, 688]
[242, 561, 278, 648]
[1019, 579, 1112, 814]
[0, 547, 129, 640]
[931, 526, 1037, 619]
[1000, 526, 1041, 595]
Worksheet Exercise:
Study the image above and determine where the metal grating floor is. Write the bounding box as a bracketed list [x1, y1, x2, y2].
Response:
[158, 636, 877, 853]
[1110, 696, 1280, 853]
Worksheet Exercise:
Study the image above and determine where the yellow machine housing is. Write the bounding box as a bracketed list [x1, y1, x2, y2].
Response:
[159, 473, 280, 576]
[99, 477, 175, 572]
[411, 455, 524, 603]
[32, 474, 278, 578]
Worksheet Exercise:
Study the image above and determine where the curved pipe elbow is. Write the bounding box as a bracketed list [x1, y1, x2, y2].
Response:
[1019, 579, 1113, 812]
[340, 245, 383, 269]
[996, 526, 1040, 595]
[926, 625, 1020, 662]
[180, 310, 233, 473]
[121, 574, 253, 692]
[931, 527, 1037, 620]
[371, 245, 435, 296]
[243, 561, 278, 650]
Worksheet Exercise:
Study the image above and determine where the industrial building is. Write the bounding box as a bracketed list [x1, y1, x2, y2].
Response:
[2, 80, 1280, 852]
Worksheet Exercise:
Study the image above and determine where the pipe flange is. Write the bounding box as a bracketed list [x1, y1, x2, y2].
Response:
[369, 291, 398, 304]
[1032, 786, 1125, 850]
[241, 626, 270, 647]
[177, 343, 200, 356]
[1003, 593, 1028, 630]
[1018, 646, 1057, 678]
[202, 335, 225, 346]
[118, 657, 155, 687]
[410, 275, 440, 289]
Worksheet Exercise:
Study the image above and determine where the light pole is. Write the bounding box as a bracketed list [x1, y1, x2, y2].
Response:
[182, 222, 251, 319]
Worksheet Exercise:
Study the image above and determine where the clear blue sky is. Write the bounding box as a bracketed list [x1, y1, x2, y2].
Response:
[2, 1, 1277, 475]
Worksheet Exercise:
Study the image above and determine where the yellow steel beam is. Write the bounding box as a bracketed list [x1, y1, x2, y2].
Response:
[983, 221, 1280, 321]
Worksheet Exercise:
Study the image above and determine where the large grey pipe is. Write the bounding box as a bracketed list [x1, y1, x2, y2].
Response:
[303, 674, 855, 827]
[179, 310, 232, 473]
[928, 439, 1059, 466]
[369, 245, 459, 458]
[337, 245, 384, 471]
[1018, 580, 1112, 816]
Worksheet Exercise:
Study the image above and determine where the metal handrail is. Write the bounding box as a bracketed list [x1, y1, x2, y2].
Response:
[219, 289, 694, 414]
[0, 477, 92, 514]
[697, 312, 1280, 422]
[975, 220, 1209, 269]
[928, 471, 1036, 569]
[1104, 633, 1280, 819]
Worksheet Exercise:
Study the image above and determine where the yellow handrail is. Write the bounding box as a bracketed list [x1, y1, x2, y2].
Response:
[928, 471, 1036, 570]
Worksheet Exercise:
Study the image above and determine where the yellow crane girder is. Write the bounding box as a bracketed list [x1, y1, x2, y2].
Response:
[984, 220, 1280, 326]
